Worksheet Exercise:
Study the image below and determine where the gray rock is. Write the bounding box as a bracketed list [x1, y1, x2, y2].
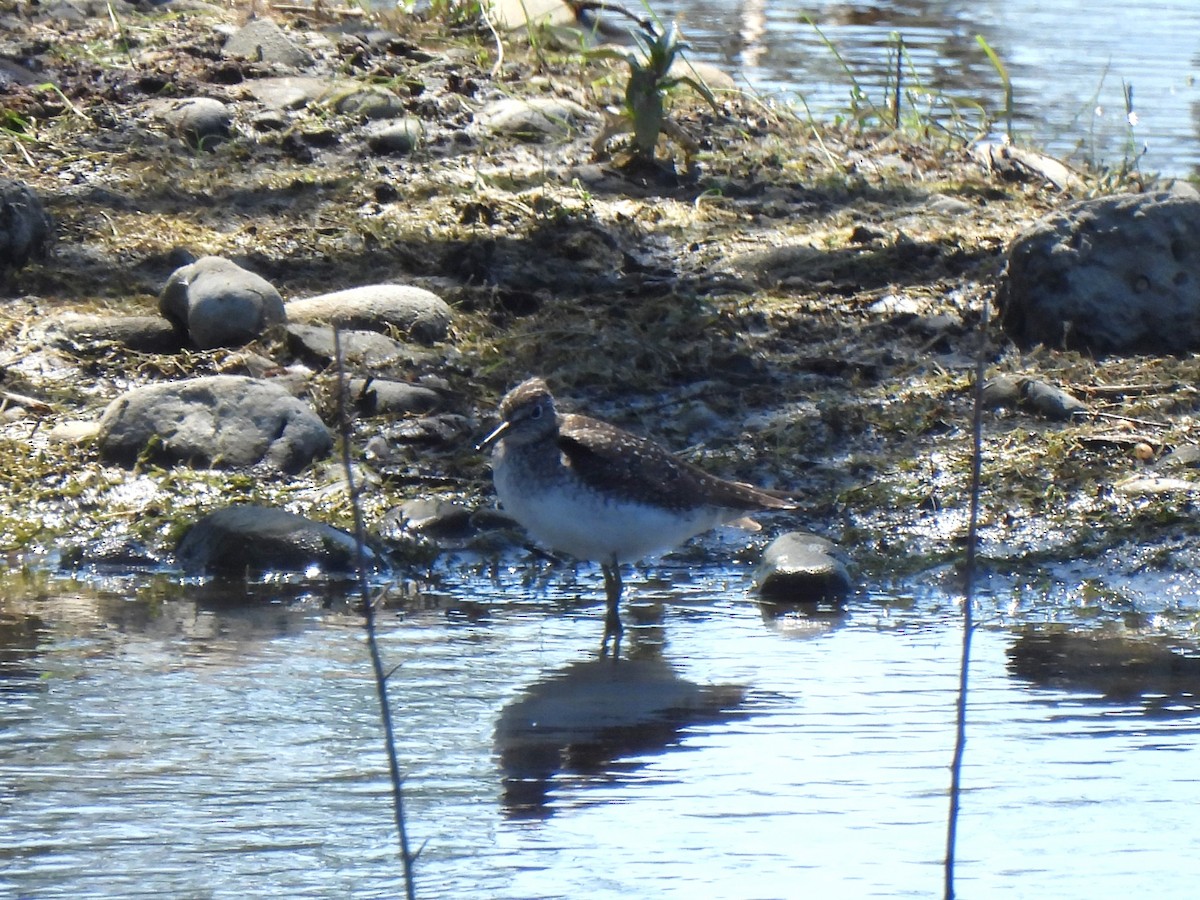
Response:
[285, 284, 453, 344]
[754, 532, 851, 605]
[160, 255, 286, 349]
[286, 323, 409, 368]
[331, 87, 406, 119]
[177, 504, 382, 576]
[380, 497, 518, 550]
[46, 313, 184, 353]
[1159, 444, 1200, 470]
[366, 117, 424, 155]
[160, 97, 232, 150]
[1019, 379, 1087, 420]
[385, 413, 473, 445]
[97, 374, 332, 473]
[244, 75, 336, 111]
[980, 375, 1022, 408]
[222, 18, 313, 68]
[999, 192, 1200, 354]
[0, 178, 51, 272]
[476, 96, 596, 141]
[981, 375, 1088, 420]
[348, 377, 440, 416]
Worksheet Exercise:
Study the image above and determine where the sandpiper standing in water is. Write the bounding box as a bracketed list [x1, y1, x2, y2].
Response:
[479, 377, 796, 653]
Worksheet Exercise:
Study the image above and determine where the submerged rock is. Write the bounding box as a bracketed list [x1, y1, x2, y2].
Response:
[97, 374, 332, 473]
[176, 504, 383, 576]
[1008, 626, 1200, 701]
[999, 192, 1200, 354]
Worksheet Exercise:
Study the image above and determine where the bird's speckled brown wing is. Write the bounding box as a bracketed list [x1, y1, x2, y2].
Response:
[556, 413, 794, 513]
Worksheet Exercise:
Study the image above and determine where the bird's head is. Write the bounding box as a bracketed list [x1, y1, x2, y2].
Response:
[478, 377, 559, 451]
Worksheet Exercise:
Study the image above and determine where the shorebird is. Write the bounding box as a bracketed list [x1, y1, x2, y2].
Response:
[479, 377, 795, 652]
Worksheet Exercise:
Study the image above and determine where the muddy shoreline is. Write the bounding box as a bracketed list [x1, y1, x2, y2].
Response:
[1, 0, 1199, 610]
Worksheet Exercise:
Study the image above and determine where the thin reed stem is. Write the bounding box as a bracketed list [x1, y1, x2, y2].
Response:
[333, 327, 418, 900]
[893, 33, 903, 129]
[944, 295, 989, 898]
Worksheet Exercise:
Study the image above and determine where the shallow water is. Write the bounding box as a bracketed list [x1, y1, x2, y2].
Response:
[3, 565, 1200, 898]
[651, 0, 1200, 177]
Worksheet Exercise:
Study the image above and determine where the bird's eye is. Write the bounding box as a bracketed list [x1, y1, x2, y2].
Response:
[529, 403, 544, 420]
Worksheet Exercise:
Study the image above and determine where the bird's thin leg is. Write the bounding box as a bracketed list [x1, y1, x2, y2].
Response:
[601, 559, 623, 656]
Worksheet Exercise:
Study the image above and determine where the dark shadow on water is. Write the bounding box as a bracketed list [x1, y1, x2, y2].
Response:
[1007, 625, 1200, 714]
[493, 650, 746, 820]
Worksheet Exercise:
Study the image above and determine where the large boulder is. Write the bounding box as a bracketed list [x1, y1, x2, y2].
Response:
[176, 504, 383, 576]
[160, 256, 286, 349]
[97, 375, 332, 473]
[999, 192, 1200, 355]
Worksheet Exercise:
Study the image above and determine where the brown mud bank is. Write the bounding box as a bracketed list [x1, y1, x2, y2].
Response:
[0, 0, 1197, 619]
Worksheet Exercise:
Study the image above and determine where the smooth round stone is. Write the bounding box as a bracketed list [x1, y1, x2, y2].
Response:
[754, 531, 851, 605]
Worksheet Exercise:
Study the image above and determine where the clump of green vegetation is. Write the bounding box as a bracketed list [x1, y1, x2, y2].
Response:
[590, 22, 718, 164]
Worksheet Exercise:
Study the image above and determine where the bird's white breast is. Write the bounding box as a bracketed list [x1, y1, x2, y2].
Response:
[493, 449, 729, 563]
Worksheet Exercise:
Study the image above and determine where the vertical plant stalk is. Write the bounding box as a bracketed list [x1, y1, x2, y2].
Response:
[975, 35, 1012, 142]
[806, 17, 886, 124]
[892, 33, 903, 129]
[944, 296, 989, 899]
[333, 328, 418, 900]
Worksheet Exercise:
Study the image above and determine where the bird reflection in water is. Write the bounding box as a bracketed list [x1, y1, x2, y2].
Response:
[494, 650, 745, 819]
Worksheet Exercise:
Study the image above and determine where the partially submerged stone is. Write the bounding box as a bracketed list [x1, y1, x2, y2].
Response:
[754, 531, 851, 605]
[97, 374, 332, 473]
[160, 255, 286, 349]
[999, 192, 1200, 354]
[176, 504, 383, 576]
